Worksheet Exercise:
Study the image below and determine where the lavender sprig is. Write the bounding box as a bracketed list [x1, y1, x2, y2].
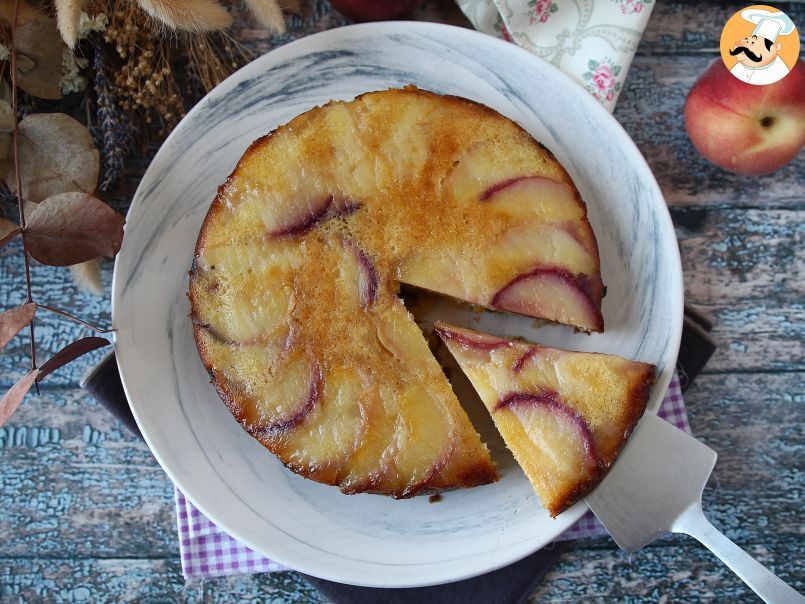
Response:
[92, 44, 136, 192]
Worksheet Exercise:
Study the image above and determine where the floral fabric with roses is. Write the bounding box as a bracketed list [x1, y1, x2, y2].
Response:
[457, 0, 655, 112]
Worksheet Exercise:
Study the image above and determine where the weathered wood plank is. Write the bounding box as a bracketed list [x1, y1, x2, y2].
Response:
[639, 2, 805, 55]
[1, 372, 801, 562]
[616, 56, 805, 209]
[528, 536, 804, 603]
[0, 558, 192, 603]
[676, 209, 803, 303]
[0, 558, 325, 603]
[203, 571, 327, 603]
[0, 388, 177, 558]
[676, 208, 803, 373]
[689, 302, 803, 373]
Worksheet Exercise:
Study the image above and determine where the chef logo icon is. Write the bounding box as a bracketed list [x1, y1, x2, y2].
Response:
[720, 5, 799, 85]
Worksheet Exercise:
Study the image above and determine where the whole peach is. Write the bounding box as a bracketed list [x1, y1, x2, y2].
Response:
[684, 58, 805, 176]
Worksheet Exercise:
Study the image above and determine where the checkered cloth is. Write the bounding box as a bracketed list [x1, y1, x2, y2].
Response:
[175, 374, 689, 579]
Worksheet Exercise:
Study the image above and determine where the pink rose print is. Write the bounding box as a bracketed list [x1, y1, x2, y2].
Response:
[592, 65, 615, 92]
[583, 58, 623, 105]
[613, 0, 652, 15]
[528, 0, 558, 25]
[493, 14, 514, 43]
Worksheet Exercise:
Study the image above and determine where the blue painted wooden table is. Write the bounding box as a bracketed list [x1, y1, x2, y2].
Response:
[1, 1, 803, 601]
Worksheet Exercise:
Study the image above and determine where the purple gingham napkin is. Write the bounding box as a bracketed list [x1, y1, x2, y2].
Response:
[175, 373, 689, 579]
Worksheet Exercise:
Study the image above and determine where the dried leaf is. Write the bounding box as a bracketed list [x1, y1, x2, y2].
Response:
[279, 0, 301, 16]
[2, 113, 99, 202]
[0, 217, 21, 249]
[14, 18, 66, 100]
[0, 100, 13, 130]
[25, 192, 125, 266]
[0, 302, 36, 350]
[37, 336, 110, 382]
[16, 54, 36, 73]
[244, 0, 285, 32]
[137, 0, 232, 31]
[70, 258, 104, 295]
[0, 0, 46, 26]
[0, 369, 38, 427]
[0, 100, 13, 162]
[55, 0, 84, 48]
[0, 80, 11, 105]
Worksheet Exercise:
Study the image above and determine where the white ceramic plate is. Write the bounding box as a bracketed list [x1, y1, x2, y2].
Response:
[112, 22, 683, 588]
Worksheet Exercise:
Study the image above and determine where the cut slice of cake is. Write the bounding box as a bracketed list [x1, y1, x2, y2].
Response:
[435, 323, 656, 516]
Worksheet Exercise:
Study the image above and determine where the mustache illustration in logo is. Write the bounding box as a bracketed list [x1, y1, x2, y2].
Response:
[730, 46, 763, 62]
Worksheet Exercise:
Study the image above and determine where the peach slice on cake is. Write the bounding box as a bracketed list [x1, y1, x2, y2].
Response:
[491, 269, 604, 333]
[481, 176, 585, 222]
[436, 323, 656, 516]
[189, 239, 302, 344]
[270, 367, 372, 483]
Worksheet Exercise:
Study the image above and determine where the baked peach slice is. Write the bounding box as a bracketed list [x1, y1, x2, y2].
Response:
[387, 384, 457, 497]
[481, 176, 585, 222]
[491, 269, 604, 333]
[437, 323, 655, 517]
[194, 331, 319, 433]
[189, 240, 302, 344]
[443, 141, 567, 205]
[272, 367, 372, 483]
[338, 238, 379, 310]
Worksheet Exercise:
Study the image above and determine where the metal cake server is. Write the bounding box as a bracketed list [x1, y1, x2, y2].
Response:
[585, 412, 804, 603]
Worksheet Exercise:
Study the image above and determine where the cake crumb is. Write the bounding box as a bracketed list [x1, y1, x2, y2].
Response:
[429, 494, 443, 503]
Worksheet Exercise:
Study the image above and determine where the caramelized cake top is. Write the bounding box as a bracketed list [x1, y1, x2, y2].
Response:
[190, 87, 604, 497]
[436, 323, 655, 516]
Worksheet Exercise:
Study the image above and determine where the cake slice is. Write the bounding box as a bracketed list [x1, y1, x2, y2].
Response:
[435, 323, 656, 516]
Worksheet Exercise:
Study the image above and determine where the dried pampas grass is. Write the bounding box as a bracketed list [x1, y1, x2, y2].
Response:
[244, 0, 285, 32]
[55, 0, 84, 47]
[70, 258, 104, 295]
[136, 0, 232, 32]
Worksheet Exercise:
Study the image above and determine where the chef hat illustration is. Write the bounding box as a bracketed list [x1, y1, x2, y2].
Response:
[741, 8, 796, 43]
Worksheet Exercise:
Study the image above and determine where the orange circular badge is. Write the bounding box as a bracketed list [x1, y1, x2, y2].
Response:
[720, 5, 799, 85]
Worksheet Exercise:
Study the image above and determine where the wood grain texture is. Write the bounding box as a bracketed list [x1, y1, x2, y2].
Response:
[0, 0, 802, 600]
[0, 559, 325, 603]
[0, 387, 175, 559]
[616, 56, 805, 210]
[640, 2, 805, 54]
[528, 537, 803, 603]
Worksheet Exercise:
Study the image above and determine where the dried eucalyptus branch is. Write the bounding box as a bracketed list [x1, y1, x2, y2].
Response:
[0, 0, 126, 426]
[9, 0, 37, 373]
[37, 304, 115, 333]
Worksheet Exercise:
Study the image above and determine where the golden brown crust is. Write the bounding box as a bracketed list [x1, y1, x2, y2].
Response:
[190, 87, 604, 498]
[435, 323, 655, 516]
[545, 363, 655, 516]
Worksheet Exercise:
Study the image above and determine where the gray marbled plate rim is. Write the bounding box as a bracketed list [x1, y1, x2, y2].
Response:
[112, 22, 683, 587]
